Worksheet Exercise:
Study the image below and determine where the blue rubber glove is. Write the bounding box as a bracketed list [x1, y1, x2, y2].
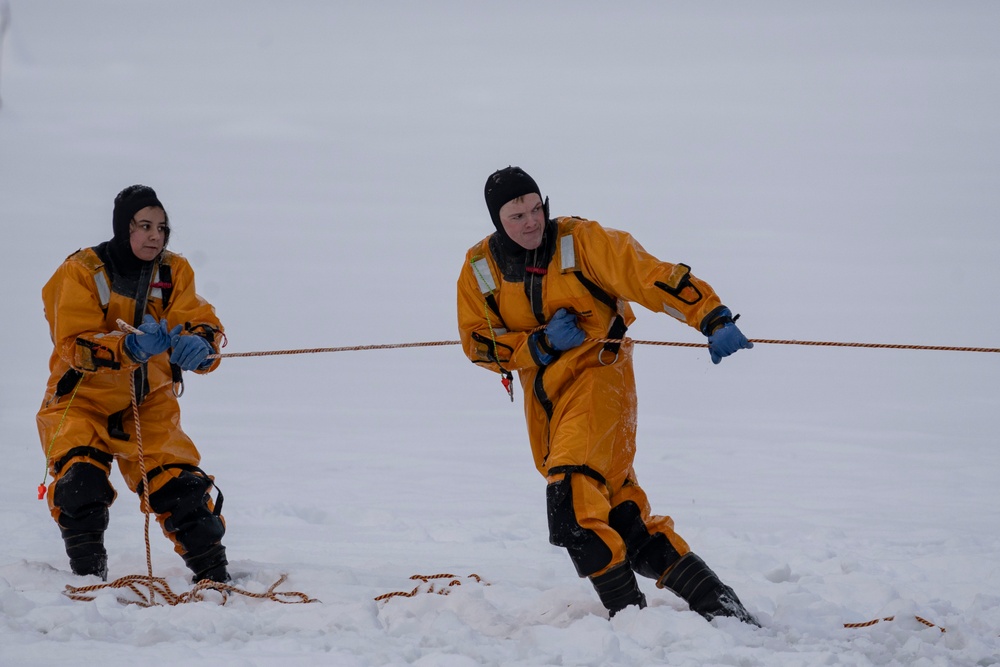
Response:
[705, 308, 753, 364]
[124, 314, 174, 362]
[545, 308, 586, 351]
[170, 332, 213, 370]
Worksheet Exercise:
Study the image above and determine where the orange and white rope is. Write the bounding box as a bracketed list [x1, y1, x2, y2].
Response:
[374, 573, 489, 602]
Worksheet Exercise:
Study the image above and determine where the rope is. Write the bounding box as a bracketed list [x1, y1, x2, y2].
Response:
[844, 615, 945, 633]
[64, 573, 318, 607]
[374, 573, 489, 602]
[104, 319, 988, 615]
[203, 337, 1000, 360]
[131, 371, 156, 585]
[629, 338, 1000, 354]
[374, 574, 947, 636]
[62, 335, 318, 608]
[117, 319, 999, 359]
[211, 340, 461, 359]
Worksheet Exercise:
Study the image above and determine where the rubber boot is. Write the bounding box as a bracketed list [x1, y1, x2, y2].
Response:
[62, 529, 108, 581]
[591, 562, 647, 617]
[657, 553, 759, 626]
[185, 543, 230, 584]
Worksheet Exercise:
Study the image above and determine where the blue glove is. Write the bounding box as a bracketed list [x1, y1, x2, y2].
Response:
[704, 308, 753, 364]
[170, 332, 213, 370]
[545, 308, 586, 351]
[124, 314, 176, 362]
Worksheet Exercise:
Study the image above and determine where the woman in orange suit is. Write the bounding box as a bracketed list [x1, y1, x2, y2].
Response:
[37, 184, 230, 584]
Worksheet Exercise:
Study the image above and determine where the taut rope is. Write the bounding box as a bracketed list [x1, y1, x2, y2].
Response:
[115, 320, 999, 358]
[205, 337, 1000, 360]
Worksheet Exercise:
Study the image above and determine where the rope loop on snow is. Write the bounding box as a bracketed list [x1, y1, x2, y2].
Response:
[374, 573, 489, 602]
[63, 573, 318, 607]
[59, 325, 321, 609]
[844, 615, 946, 633]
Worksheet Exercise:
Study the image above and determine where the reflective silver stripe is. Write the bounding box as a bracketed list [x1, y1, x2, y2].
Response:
[150, 267, 162, 300]
[471, 257, 496, 294]
[94, 271, 111, 309]
[560, 234, 577, 272]
[663, 304, 687, 323]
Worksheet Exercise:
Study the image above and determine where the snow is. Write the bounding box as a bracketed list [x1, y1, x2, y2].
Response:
[2, 1, 999, 665]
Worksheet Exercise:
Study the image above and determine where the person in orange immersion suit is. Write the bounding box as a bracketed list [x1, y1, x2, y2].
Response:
[457, 166, 758, 623]
[37, 184, 230, 584]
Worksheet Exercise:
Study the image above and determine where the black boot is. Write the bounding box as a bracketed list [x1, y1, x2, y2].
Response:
[62, 529, 108, 581]
[657, 553, 759, 626]
[184, 543, 230, 584]
[591, 562, 647, 617]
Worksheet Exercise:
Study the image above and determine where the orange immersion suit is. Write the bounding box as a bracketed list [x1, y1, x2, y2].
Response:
[457, 216, 725, 582]
[37, 245, 224, 565]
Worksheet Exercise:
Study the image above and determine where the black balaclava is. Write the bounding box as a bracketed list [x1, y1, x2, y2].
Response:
[483, 167, 555, 274]
[484, 166, 541, 232]
[106, 184, 168, 277]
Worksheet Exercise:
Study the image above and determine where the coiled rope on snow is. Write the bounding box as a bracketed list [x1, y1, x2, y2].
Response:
[59, 338, 319, 608]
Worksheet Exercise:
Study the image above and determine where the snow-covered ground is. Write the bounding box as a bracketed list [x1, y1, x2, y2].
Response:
[2, 2, 999, 665]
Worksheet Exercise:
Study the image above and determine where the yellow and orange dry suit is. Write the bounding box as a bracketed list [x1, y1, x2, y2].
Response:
[457, 216, 726, 582]
[37, 246, 224, 558]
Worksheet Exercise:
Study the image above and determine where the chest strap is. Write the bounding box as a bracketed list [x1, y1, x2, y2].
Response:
[150, 262, 174, 309]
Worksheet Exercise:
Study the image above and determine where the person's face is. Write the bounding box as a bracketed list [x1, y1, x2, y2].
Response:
[498, 193, 545, 250]
[129, 206, 168, 261]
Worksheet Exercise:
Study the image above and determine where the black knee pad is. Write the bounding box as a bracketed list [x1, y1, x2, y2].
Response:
[608, 500, 682, 580]
[147, 470, 212, 519]
[148, 470, 225, 554]
[53, 462, 114, 532]
[546, 476, 613, 577]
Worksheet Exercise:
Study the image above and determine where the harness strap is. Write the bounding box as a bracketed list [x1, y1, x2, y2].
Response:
[548, 464, 608, 488]
[52, 446, 114, 476]
[135, 463, 224, 517]
[107, 408, 131, 442]
[572, 272, 628, 357]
